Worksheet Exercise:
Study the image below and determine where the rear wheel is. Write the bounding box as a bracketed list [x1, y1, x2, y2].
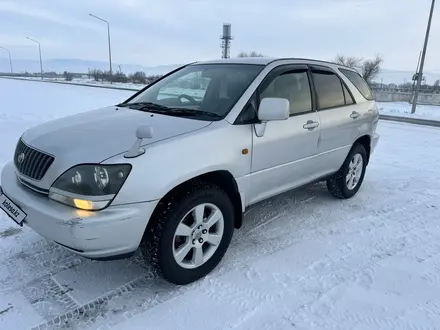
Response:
[327, 143, 367, 199]
[142, 182, 234, 285]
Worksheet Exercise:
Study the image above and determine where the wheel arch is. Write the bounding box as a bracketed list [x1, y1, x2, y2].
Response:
[354, 135, 371, 164]
[146, 170, 244, 234]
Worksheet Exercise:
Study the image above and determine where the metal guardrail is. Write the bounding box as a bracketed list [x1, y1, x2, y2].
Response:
[2, 76, 440, 128]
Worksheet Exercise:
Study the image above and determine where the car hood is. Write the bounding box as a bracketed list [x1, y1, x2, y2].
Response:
[22, 106, 212, 165]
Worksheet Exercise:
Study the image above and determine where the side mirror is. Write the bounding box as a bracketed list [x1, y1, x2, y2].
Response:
[258, 98, 290, 121]
[136, 125, 153, 139]
[125, 125, 153, 158]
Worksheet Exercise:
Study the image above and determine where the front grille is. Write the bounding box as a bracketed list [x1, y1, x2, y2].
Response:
[14, 139, 54, 181]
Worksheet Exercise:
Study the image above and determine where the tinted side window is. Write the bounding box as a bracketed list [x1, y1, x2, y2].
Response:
[260, 71, 312, 115]
[339, 68, 373, 100]
[343, 84, 355, 105]
[312, 71, 345, 109]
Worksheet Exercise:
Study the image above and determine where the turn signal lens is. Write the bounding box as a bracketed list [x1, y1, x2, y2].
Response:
[73, 199, 93, 210]
[48, 191, 111, 211]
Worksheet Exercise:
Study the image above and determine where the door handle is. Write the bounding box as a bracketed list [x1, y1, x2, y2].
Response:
[350, 111, 360, 119]
[303, 120, 319, 130]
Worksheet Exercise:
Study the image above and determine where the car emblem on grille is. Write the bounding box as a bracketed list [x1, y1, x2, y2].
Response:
[17, 153, 25, 164]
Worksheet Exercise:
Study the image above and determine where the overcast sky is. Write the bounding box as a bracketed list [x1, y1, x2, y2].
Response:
[0, 0, 439, 71]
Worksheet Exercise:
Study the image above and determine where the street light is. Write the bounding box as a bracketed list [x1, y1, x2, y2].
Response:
[0, 46, 13, 74]
[411, 0, 436, 114]
[26, 37, 43, 80]
[89, 13, 113, 79]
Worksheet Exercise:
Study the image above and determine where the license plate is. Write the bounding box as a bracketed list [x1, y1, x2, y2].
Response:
[0, 193, 27, 226]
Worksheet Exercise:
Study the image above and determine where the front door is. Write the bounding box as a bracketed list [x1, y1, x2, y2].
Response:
[248, 65, 321, 205]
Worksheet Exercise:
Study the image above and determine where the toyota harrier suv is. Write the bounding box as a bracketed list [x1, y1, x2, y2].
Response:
[0, 58, 379, 285]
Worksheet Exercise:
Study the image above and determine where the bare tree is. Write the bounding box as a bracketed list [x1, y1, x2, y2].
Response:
[334, 54, 362, 69]
[333, 54, 383, 83]
[237, 51, 264, 58]
[90, 69, 104, 81]
[361, 55, 383, 83]
[129, 71, 147, 84]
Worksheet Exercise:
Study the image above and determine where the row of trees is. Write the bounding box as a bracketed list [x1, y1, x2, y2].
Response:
[87, 69, 162, 84]
[61, 69, 163, 84]
[237, 51, 265, 58]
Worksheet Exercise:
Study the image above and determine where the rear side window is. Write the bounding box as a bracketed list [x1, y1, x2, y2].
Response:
[339, 68, 373, 100]
[312, 71, 345, 109]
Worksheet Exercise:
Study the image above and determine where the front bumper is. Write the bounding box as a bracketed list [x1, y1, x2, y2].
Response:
[1, 162, 158, 259]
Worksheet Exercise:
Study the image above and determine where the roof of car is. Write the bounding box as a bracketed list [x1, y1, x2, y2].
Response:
[193, 57, 276, 65]
[192, 57, 355, 70]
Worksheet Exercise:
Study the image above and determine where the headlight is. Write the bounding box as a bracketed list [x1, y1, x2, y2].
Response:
[49, 164, 132, 211]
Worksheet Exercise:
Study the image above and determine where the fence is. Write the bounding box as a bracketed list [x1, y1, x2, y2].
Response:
[372, 89, 440, 106]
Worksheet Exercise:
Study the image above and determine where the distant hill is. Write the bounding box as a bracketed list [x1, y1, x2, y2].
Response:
[1, 58, 439, 84]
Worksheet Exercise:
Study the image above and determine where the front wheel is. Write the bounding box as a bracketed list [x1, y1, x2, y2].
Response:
[327, 143, 368, 199]
[142, 182, 234, 285]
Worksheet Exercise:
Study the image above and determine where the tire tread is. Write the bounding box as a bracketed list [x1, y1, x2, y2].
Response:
[327, 143, 367, 199]
[142, 180, 232, 284]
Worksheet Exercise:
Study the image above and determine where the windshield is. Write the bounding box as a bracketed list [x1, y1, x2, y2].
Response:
[122, 64, 264, 119]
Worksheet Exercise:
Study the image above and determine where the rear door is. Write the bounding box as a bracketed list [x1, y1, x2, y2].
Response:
[310, 65, 360, 175]
[338, 67, 378, 131]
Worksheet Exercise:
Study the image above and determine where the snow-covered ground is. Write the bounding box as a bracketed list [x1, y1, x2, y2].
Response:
[1, 76, 143, 91]
[378, 101, 440, 121]
[1, 78, 440, 330]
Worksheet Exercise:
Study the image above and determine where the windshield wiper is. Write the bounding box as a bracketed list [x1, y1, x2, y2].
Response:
[118, 102, 222, 119]
[117, 102, 170, 111]
[165, 108, 223, 119]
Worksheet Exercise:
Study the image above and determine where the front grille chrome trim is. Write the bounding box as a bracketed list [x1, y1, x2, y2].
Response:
[14, 138, 55, 181]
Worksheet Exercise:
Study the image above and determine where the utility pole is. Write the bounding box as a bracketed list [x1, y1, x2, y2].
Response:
[412, 0, 436, 113]
[26, 37, 43, 80]
[89, 13, 113, 80]
[411, 50, 422, 94]
[0, 46, 13, 73]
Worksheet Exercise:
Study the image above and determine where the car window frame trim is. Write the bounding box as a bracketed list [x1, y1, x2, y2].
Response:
[309, 65, 357, 112]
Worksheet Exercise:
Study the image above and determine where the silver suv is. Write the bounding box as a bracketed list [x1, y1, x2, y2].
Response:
[0, 58, 379, 284]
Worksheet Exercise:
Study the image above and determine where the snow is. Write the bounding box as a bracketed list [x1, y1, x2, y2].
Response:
[378, 101, 440, 121]
[7, 76, 144, 90]
[1, 78, 440, 329]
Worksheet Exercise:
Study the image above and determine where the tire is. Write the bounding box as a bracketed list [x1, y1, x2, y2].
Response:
[327, 143, 368, 199]
[142, 181, 235, 285]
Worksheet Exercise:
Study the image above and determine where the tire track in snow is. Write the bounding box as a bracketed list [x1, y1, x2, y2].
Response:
[5, 168, 439, 329]
[278, 220, 440, 329]
[196, 201, 440, 330]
